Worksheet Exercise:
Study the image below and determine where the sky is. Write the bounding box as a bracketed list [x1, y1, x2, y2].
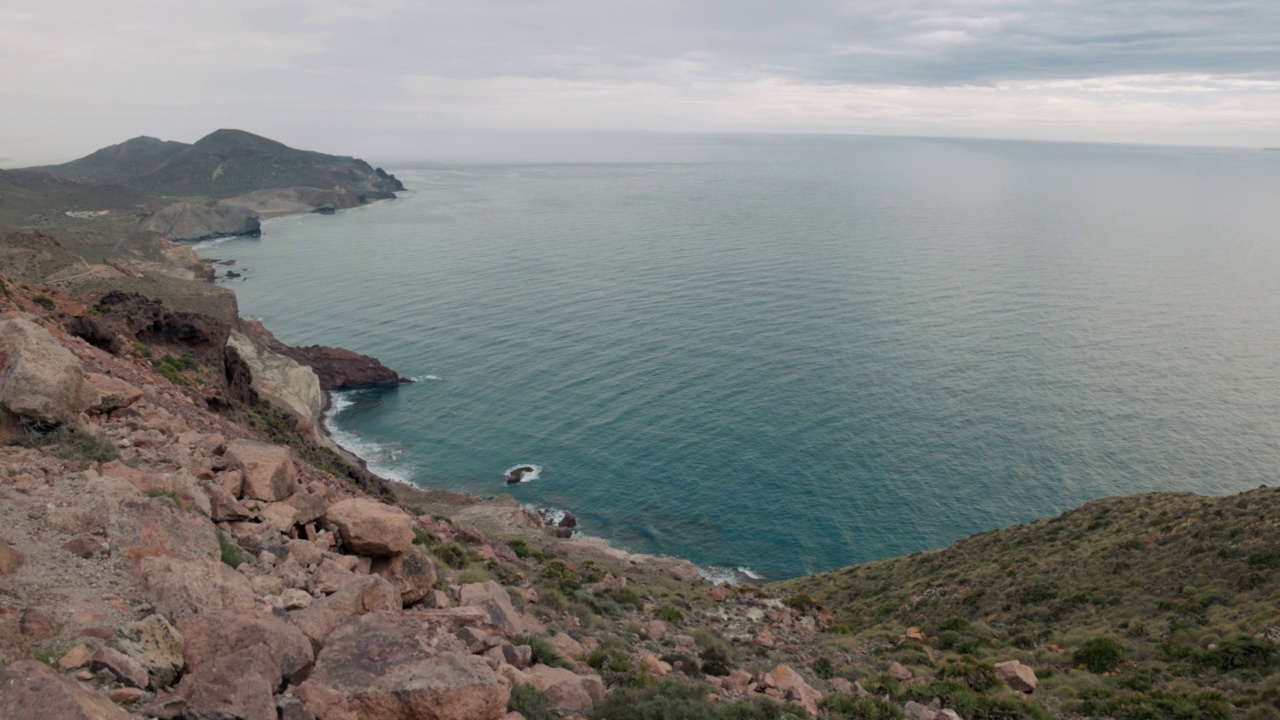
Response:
[3, 0, 1280, 164]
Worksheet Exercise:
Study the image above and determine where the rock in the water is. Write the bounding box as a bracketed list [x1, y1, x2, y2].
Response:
[0, 317, 97, 424]
[112, 614, 185, 689]
[138, 201, 261, 242]
[323, 498, 414, 556]
[994, 659, 1038, 693]
[225, 439, 297, 502]
[0, 660, 135, 720]
[310, 611, 511, 720]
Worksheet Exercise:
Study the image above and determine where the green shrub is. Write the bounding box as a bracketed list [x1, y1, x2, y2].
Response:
[820, 695, 904, 720]
[606, 586, 643, 610]
[433, 542, 468, 569]
[31, 294, 54, 310]
[656, 605, 683, 625]
[937, 656, 999, 692]
[145, 488, 180, 501]
[514, 634, 572, 669]
[217, 531, 245, 569]
[589, 679, 805, 720]
[508, 683, 555, 720]
[541, 560, 581, 594]
[15, 424, 119, 463]
[1202, 636, 1275, 672]
[1073, 637, 1126, 673]
[784, 594, 819, 612]
[694, 630, 735, 676]
[1247, 550, 1280, 569]
[413, 529, 438, 547]
[812, 657, 834, 679]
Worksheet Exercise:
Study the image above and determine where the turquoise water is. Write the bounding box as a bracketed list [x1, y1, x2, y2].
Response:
[199, 135, 1280, 580]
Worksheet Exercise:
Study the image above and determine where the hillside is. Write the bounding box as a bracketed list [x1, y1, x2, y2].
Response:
[0, 168, 160, 229]
[33, 129, 404, 201]
[776, 487, 1280, 718]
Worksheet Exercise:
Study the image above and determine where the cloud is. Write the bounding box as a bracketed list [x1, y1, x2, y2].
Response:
[3, 0, 1280, 161]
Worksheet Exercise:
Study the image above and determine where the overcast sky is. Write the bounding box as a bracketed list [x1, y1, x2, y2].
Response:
[4, 0, 1280, 164]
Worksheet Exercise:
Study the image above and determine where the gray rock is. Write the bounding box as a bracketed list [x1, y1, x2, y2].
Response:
[0, 317, 97, 424]
[139, 201, 260, 241]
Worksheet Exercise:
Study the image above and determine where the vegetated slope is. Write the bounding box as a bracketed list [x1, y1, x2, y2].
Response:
[775, 487, 1280, 718]
[33, 129, 404, 200]
[0, 169, 158, 229]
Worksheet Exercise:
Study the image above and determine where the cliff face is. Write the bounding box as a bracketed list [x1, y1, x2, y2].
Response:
[136, 202, 260, 242]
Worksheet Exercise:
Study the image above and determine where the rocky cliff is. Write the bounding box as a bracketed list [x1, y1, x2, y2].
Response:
[137, 202, 261, 242]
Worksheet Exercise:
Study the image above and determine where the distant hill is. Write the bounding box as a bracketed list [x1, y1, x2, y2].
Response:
[0, 168, 158, 229]
[31, 129, 404, 201]
[774, 486, 1280, 717]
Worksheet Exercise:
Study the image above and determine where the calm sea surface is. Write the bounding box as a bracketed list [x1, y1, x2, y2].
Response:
[198, 135, 1280, 580]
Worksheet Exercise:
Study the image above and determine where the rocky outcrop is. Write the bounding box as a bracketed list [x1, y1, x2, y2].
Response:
[310, 611, 511, 720]
[112, 614, 185, 690]
[225, 439, 298, 502]
[139, 201, 261, 242]
[226, 331, 323, 430]
[140, 557, 256, 621]
[279, 344, 411, 390]
[994, 659, 1038, 693]
[0, 317, 97, 424]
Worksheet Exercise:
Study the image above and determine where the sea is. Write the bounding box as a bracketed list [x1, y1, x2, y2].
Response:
[195, 134, 1280, 581]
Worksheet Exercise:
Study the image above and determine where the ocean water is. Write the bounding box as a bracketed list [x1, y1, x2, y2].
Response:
[198, 135, 1280, 580]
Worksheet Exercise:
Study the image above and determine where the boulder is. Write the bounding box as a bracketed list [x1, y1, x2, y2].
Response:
[310, 611, 511, 720]
[140, 556, 255, 621]
[177, 609, 314, 688]
[291, 575, 402, 649]
[0, 660, 135, 720]
[226, 439, 297, 502]
[323, 498, 414, 556]
[936, 711, 964, 720]
[109, 496, 220, 570]
[207, 482, 253, 522]
[771, 664, 822, 717]
[994, 659, 1038, 693]
[90, 646, 149, 689]
[57, 644, 94, 671]
[286, 538, 324, 567]
[458, 581, 524, 637]
[545, 633, 584, 661]
[371, 547, 437, 604]
[888, 661, 913, 682]
[261, 501, 301, 533]
[0, 537, 24, 575]
[86, 373, 143, 413]
[287, 490, 327, 525]
[904, 701, 935, 720]
[183, 647, 278, 720]
[106, 687, 144, 704]
[526, 664, 605, 714]
[226, 332, 323, 432]
[0, 317, 97, 424]
[292, 679, 356, 720]
[112, 614, 185, 689]
[313, 556, 359, 594]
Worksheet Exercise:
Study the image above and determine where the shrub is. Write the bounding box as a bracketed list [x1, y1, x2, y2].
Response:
[812, 657, 834, 679]
[31, 293, 54, 310]
[145, 488, 180, 501]
[1074, 637, 1126, 673]
[784, 594, 820, 612]
[820, 695, 904, 719]
[217, 531, 245, 569]
[413, 529, 438, 547]
[514, 634, 571, 669]
[606, 586, 643, 610]
[937, 656, 999, 692]
[15, 424, 119, 463]
[1202, 636, 1275, 672]
[656, 605, 684, 625]
[1247, 550, 1280, 569]
[433, 542, 468, 569]
[508, 683, 554, 720]
[541, 560, 581, 594]
[589, 679, 804, 720]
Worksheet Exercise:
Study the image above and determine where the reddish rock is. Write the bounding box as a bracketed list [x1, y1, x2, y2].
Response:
[458, 581, 525, 637]
[279, 345, 409, 391]
[545, 633, 585, 661]
[107, 687, 144, 704]
[58, 644, 94, 671]
[371, 548, 437, 605]
[260, 501, 301, 533]
[0, 537, 24, 575]
[888, 661, 913, 682]
[225, 439, 297, 502]
[291, 575, 402, 649]
[109, 496, 220, 570]
[526, 664, 605, 714]
[184, 648, 277, 720]
[0, 317, 97, 424]
[87, 373, 143, 413]
[293, 679, 356, 720]
[313, 557, 359, 594]
[91, 646, 149, 689]
[286, 538, 324, 567]
[177, 609, 314, 688]
[140, 557, 255, 621]
[641, 619, 668, 642]
[310, 611, 510, 720]
[206, 483, 252, 522]
[323, 498, 414, 556]
[994, 659, 1038, 693]
[771, 665, 822, 717]
[0, 660, 134, 720]
[62, 537, 101, 559]
[286, 491, 327, 525]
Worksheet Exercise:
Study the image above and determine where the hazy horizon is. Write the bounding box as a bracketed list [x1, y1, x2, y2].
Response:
[5, 1, 1280, 165]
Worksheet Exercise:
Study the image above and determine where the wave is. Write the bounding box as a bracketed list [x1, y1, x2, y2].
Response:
[323, 391, 413, 484]
[697, 565, 766, 586]
[412, 374, 442, 382]
[504, 463, 542, 483]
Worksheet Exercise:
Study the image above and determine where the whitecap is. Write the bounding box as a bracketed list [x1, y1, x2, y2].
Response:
[323, 390, 413, 484]
[412, 374, 442, 382]
[504, 464, 542, 483]
[697, 565, 766, 586]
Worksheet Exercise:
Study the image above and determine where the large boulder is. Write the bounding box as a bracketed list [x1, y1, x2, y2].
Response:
[112, 614, 185, 690]
[0, 660, 134, 720]
[525, 664, 606, 714]
[372, 547, 438, 605]
[323, 498, 414, 556]
[109, 496, 220, 570]
[0, 317, 96, 424]
[291, 575, 402, 649]
[458, 581, 524, 637]
[225, 439, 297, 502]
[138, 201, 261, 242]
[226, 332, 323, 433]
[994, 659, 1038, 693]
[177, 609, 314, 688]
[310, 611, 510, 720]
[140, 557, 255, 621]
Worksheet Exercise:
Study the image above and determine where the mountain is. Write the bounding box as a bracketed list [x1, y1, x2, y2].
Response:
[0, 168, 158, 229]
[32, 129, 403, 201]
